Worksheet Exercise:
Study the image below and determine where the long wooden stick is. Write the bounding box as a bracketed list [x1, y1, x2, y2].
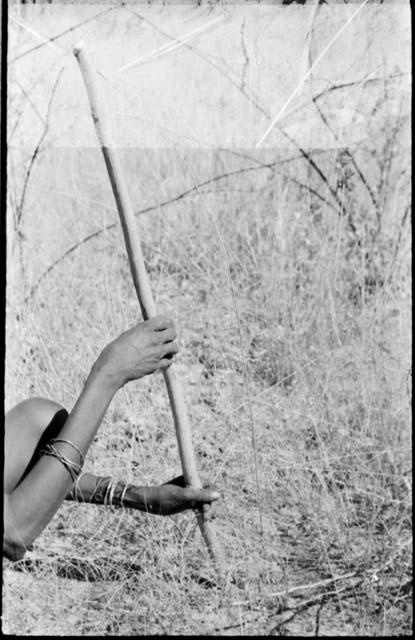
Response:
[74, 47, 224, 583]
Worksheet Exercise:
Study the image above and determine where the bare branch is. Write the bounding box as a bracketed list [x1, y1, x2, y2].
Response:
[304, 22, 379, 233]
[240, 17, 249, 94]
[15, 68, 64, 232]
[128, 7, 341, 211]
[8, 7, 116, 65]
[24, 155, 340, 305]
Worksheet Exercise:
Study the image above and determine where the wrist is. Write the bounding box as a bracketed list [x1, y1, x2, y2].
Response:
[90, 350, 123, 394]
[122, 485, 159, 513]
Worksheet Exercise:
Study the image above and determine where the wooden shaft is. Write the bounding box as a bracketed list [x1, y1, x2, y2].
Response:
[74, 47, 224, 581]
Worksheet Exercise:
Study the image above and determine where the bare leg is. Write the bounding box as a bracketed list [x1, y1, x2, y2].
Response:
[4, 398, 67, 494]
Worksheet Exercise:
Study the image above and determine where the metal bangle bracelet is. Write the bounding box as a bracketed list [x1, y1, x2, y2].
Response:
[49, 438, 85, 466]
[41, 443, 82, 483]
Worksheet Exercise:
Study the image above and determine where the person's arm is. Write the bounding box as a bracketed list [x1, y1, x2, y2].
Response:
[67, 473, 220, 516]
[4, 316, 177, 560]
[4, 363, 117, 560]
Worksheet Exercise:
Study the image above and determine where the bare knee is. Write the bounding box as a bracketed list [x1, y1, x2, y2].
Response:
[6, 397, 65, 440]
[4, 398, 66, 493]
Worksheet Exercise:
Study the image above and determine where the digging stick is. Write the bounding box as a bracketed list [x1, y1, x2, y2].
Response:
[74, 47, 225, 583]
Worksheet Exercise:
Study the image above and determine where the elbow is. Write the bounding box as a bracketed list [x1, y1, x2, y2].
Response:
[3, 496, 33, 562]
[3, 533, 27, 562]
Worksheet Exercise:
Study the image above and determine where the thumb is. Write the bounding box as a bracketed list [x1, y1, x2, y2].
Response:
[192, 488, 221, 504]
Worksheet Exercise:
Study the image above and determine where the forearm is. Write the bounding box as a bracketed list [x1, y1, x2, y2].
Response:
[66, 473, 150, 512]
[66, 473, 218, 517]
[4, 361, 119, 557]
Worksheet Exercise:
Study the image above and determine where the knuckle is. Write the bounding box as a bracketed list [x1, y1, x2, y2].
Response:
[184, 487, 195, 500]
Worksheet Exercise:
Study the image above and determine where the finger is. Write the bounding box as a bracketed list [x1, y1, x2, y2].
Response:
[159, 357, 174, 370]
[200, 488, 221, 503]
[198, 476, 220, 492]
[158, 327, 177, 343]
[200, 477, 216, 490]
[158, 343, 178, 364]
[163, 341, 178, 357]
[162, 476, 216, 492]
[162, 475, 186, 488]
[188, 488, 221, 505]
[149, 315, 174, 331]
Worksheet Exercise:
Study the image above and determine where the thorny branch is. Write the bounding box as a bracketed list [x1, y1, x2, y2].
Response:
[266, 582, 362, 634]
[240, 17, 249, 94]
[214, 568, 412, 634]
[314, 94, 379, 208]
[14, 68, 64, 244]
[13, 9, 374, 292]
[24, 153, 340, 305]
[8, 7, 116, 64]
[8, 43, 69, 145]
[14, 11, 408, 304]
[10, 77, 46, 140]
[128, 9, 268, 121]
[128, 7, 343, 215]
[304, 21, 380, 233]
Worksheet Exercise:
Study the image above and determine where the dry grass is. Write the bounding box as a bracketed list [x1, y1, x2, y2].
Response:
[4, 144, 411, 635]
[4, 3, 412, 637]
